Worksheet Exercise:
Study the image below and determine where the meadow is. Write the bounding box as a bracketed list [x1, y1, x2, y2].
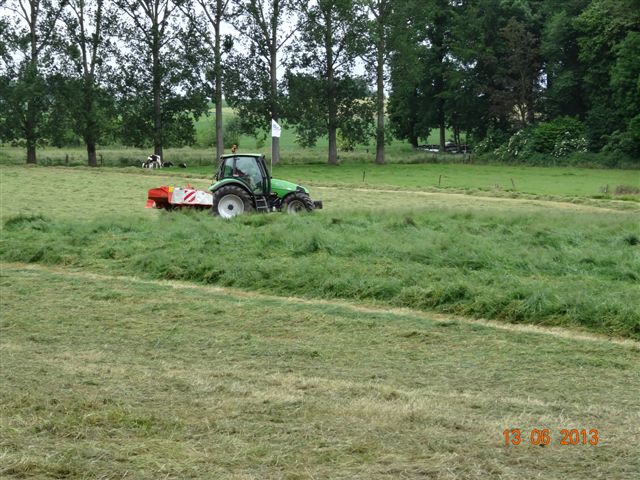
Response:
[1, 163, 639, 478]
[1, 165, 638, 338]
[1, 263, 638, 478]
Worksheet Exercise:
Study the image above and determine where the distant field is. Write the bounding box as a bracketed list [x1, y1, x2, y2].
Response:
[254, 164, 639, 200]
[193, 105, 451, 151]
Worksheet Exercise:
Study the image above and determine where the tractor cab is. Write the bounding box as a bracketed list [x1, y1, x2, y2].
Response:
[215, 154, 271, 195]
[209, 153, 322, 218]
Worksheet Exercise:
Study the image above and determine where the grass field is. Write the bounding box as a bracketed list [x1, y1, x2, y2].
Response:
[1, 165, 638, 337]
[1, 264, 639, 478]
[1, 163, 639, 478]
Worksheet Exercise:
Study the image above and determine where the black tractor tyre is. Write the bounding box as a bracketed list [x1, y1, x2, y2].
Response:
[282, 192, 315, 214]
[211, 185, 255, 218]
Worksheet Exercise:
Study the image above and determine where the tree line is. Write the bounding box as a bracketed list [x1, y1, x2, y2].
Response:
[1, 0, 638, 167]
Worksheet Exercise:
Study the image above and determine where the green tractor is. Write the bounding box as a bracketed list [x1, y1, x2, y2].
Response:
[209, 153, 323, 218]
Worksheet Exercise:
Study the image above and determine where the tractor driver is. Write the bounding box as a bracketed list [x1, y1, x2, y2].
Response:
[235, 157, 263, 193]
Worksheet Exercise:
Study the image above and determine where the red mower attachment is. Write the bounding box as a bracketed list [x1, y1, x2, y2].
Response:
[146, 186, 213, 210]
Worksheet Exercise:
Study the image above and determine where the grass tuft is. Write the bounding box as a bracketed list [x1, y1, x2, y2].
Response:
[624, 233, 639, 246]
[4, 213, 51, 231]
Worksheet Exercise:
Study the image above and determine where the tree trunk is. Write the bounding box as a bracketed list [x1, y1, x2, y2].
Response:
[328, 125, 338, 165]
[26, 16, 38, 165]
[216, 93, 224, 159]
[25, 107, 37, 164]
[87, 142, 97, 167]
[270, 2, 280, 166]
[152, 27, 163, 159]
[271, 136, 280, 168]
[439, 122, 446, 152]
[526, 96, 535, 124]
[214, 0, 224, 160]
[326, 11, 338, 165]
[374, 12, 385, 165]
[84, 78, 98, 167]
[26, 144, 37, 164]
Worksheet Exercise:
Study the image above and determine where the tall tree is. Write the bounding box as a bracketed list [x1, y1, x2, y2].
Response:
[386, 0, 423, 148]
[227, 0, 297, 165]
[576, 0, 640, 150]
[364, 0, 392, 164]
[1, 0, 66, 163]
[179, 0, 231, 160]
[287, 0, 372, 164]
[387, 0, 456, 151]
[494, 17, 542, 127]
[61, 0, 114, 166]
[540, 0, 590, 119]
[115, 0, 207, 157]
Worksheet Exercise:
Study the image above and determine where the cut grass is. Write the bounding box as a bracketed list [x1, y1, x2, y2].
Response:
[1, 264, 638, 479]
[271, 163, 640, 200]
[1, 166, 638, 338]
[2, 166, 635, 226]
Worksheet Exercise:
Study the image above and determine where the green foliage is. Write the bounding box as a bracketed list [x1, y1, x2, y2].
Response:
[223, 116, 243, 149]
[605, 114, 640, 157]
[388, 0, 463, 146]
[337, 128, 356, 151]
[3, 0, 640, 168]
[610, 31, 640, 122]
[493, 118, 589, 161]
[552, 132, 588, 158]
[114, 0, 209, 152]
[493, 129, 533, 161]
[532, 117, 586, 154]
[575, 0, 640, 153]
[472, 127, 512, 155]
[285, 0, 372, 162]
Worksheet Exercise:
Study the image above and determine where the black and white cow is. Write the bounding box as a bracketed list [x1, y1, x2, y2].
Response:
[142, 154, 163, 168]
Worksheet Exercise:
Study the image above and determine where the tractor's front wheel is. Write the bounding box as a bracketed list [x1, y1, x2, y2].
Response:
[283, 192, 315, 214]
[212, 185, 254, 218]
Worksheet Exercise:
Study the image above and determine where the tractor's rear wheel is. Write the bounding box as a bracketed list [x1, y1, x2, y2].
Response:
[283, 192, 315, 214]
[212, 185, 254, 218]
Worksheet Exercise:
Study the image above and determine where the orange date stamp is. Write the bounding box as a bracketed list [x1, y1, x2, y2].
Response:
[503, 429, 599, 446]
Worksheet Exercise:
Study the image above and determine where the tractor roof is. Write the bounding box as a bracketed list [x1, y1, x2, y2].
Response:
[220, 153, 264, 159]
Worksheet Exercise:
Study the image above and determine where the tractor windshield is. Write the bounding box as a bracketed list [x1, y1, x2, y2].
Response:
[234, 156, 264, 194]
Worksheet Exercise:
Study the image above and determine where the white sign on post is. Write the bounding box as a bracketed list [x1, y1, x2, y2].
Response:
[271, 119, 282, 138]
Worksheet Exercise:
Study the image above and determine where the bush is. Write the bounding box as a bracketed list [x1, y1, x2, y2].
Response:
[493, 129, 534, 161]
[532, 117, 586, 154]
[552, 131, 588, 158]
[337, 129, 356, 152]
[473, 127, 511, 155]
[491, 117, 589, 162]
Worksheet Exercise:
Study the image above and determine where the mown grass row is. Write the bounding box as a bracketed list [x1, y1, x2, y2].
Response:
[2, 208, 638, 339]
